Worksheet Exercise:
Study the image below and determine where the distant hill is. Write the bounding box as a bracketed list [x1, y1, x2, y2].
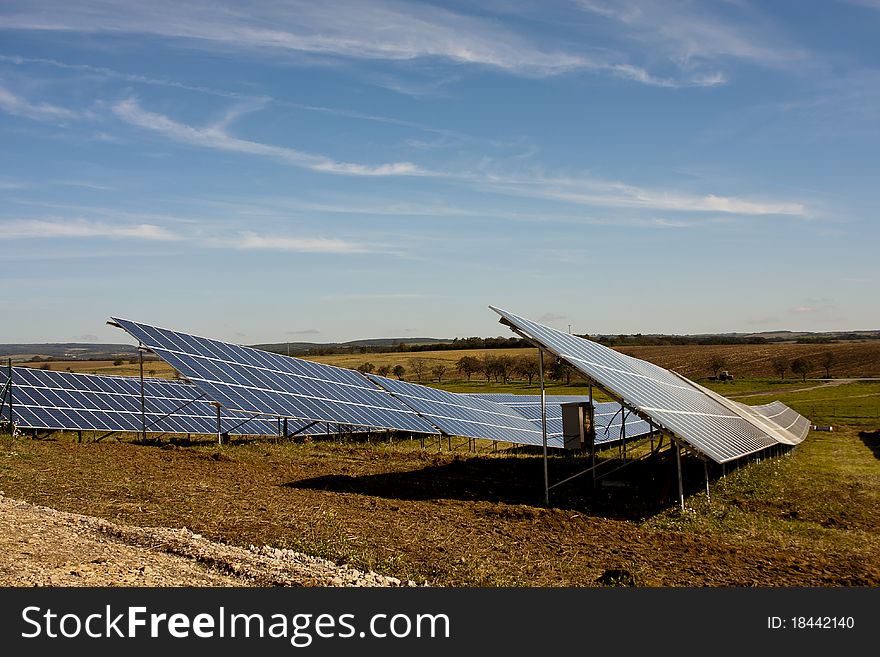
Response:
[0, 343, 139, 361]
[256, 337, 449, 356]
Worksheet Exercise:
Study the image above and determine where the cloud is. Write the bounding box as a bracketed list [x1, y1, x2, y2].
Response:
[2, 219, 180, 241]
[327, 293, 424, 300]
[71, 334, 100, 342]
[0, 0, 703, 86]
[538, 313, 568, 323]
[287, 328, 321, 335]
[222, 231, 371, 254]
[112, 98, 425, 177]
[575, 0, 808, 77]
[0, 83, 78, 122]
[481, 174, 808, 216]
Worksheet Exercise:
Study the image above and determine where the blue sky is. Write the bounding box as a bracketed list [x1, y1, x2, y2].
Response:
[1, 0, 878, 344]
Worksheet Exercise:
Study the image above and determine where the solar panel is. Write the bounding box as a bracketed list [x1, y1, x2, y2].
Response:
[489, 307, 808, 463]
[109, 318, 439, 435]
[366, 375, 549, 446]
[746, 401, 811, 441]
[0, 366, 298, 436]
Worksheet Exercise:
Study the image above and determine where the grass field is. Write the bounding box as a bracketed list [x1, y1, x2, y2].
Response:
[1, 376, 878, 586]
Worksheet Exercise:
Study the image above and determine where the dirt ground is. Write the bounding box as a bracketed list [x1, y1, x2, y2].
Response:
[2, 433, 878, 587]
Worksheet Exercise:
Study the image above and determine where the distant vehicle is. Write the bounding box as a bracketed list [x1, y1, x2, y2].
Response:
[718, 370, 734, 381]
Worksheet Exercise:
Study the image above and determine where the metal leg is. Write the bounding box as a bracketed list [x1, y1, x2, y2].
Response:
[539, 348, 549, 506]
[675, 441, 685, 511]
[704, 460, 710, 501]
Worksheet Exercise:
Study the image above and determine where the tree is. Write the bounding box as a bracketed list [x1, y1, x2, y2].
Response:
[377, 365, 392, 377]
[432, 364, 447, 382]
[709, 354, 729, 378]
[791, 357, 811, 382]
[494, 355, 515, 383]
[392, 364, 406, 380]
[514, 355, 540, 384]
[113, 358, 124, 366]
[548, 359, 574, 384]
[456, 355, 480, 380]
[771, 356, 789, 380]
[356, 362, 375, 374]
[820, 351, 837, 378]
[479, 354, 498, 382]
[408, 358, 427, 382]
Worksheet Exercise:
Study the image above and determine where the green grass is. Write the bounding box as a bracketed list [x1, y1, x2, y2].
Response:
[696, 378, 815, 396]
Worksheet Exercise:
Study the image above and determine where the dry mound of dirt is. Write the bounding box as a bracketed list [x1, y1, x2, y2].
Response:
[0, 494, 418, 587]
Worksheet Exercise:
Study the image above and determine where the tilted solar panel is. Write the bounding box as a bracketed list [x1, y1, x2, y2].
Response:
[366, 375, 549, 446]
[109, 318, 439, 435]
[0, 366, 296, 436]
[489, 307, 808, 463]
[746, 401, 811, 441]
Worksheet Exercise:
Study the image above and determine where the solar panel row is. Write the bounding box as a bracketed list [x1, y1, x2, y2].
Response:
[1, 367, 327, 437]
[489, 306, 809, 463]
[110, 317, 439, 435]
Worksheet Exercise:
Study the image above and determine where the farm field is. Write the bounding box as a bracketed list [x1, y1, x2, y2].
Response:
[15, 340, 880, 384]
[1, 379, 878, 587]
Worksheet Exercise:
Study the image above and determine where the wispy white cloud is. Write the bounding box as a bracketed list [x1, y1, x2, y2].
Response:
[575, 0, 808, 79]
[0, 83, 78, 122]
[480, 173, 808, 216]
[0, 0, 699, 86]
[112, 98, 425, 177]
[213, 231, 374, 254]
[3, 219, 180, 241]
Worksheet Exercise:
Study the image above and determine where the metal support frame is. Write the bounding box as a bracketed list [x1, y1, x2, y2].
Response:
[138, 344, 147, 445]
[282, 419, 320, 439]
[675, 439, 685, 511]
[704, 459, 710, 501]
[213, 402, 223, 445]
[2, 358, 13, 428]
[538, 348, 549, 506]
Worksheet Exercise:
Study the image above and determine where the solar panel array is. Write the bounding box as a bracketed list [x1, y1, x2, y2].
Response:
[0, 366, 297, 436]
[110, 317, 439, 435]
[367, 375, 548, 446]
[489, 306, 809, 463]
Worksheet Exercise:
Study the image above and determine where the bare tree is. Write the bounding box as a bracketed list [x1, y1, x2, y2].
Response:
[514, 355, 540, 384]
[771, 355, 790, 380]
[709, 354, 729, 378]
[820, 351, 837, 379]
[377, 365, 392, 377]
[432, 364, 447, 382]
[356, 362, 375, 374]
[408, 358, 427, 382]
[392, 364, 406, 380]
[791, 357, 811, 382]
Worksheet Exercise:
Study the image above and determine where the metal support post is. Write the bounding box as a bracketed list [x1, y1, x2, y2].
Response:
[588, 383, 596, 488]
[215, 403, 223, 445]
[539, 348, 549, 506]
[704, 459, 710, 501]
[675, 440, 685, 511]
[283, 417, 288, 440]
[138, 345, 147, 445]
[6, 358, 13, 427]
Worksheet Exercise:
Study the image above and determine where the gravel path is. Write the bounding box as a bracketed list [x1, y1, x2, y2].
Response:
[0, 494, 418, 587]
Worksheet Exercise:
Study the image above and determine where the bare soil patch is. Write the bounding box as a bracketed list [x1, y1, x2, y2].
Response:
[2, 434, 878, 587]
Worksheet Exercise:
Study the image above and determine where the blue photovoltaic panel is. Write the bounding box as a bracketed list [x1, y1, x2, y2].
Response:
[110, 318, 439, 435]
[490, 307, 808, 463]
[467, 394, 652, 446]
[0, 366, 300, 436]
[366, 375, 548, 446]
[745, 401, 811, 441]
